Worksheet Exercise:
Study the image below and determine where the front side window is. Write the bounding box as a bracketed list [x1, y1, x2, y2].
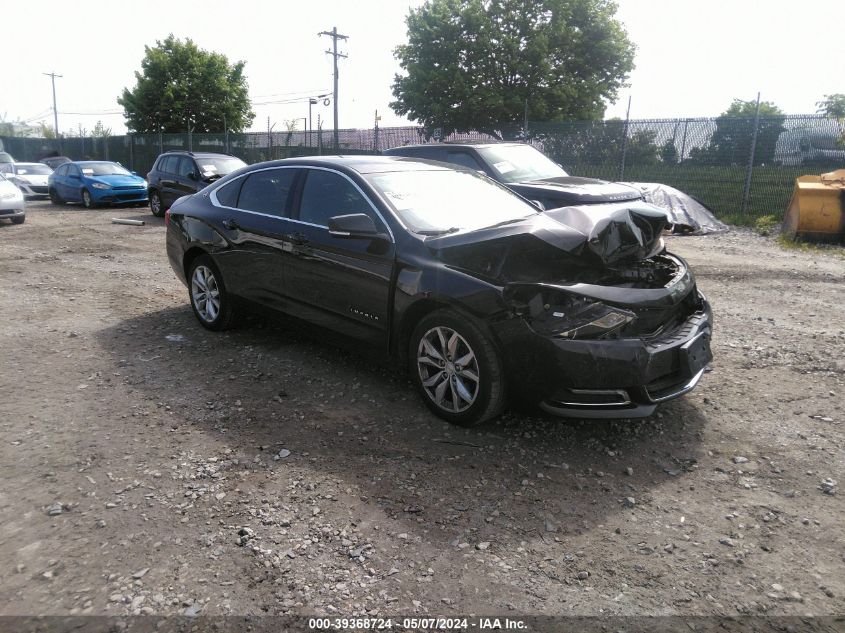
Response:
[367, 169, 536, 234]
[236, 169, 296, 216]
[298, 170, 374, 227]
[447, 152, 484, 171]
[177, 157, 196, 179]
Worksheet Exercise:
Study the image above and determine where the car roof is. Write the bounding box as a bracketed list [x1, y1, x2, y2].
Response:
[72, 160, 120, 165]
[385, 142, 522, 151]
[14, 162, 46, 166]
[256, 155, 459, 175]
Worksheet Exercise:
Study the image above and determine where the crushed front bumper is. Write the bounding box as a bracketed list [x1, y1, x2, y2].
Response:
[499, 296, 713, 418]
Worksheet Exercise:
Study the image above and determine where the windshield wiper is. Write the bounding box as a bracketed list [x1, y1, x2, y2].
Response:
[417, 227, 460, 236]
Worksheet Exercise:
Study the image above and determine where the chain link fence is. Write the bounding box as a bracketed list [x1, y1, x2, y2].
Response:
[2, 114, 842, 220]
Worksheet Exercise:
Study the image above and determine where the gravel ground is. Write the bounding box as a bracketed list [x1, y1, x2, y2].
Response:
[1, 201, 843, 619]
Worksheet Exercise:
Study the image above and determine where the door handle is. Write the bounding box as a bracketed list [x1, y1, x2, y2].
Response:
[222, 218, 240, 230]
[283, 232, 309, 246]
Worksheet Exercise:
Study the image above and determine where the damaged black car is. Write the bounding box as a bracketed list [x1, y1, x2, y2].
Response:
[166, 156, 712, 426]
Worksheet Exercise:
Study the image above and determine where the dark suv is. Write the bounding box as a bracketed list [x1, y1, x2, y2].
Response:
[383, 142, 642, 210]
[146, 151, 246, 217]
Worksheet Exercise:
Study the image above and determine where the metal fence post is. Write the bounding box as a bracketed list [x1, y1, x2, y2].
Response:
[128, 133, 133, 171]
[740, 92, 762, 215]
[679, 119, 689, 162]
[618, 96, 632, 181]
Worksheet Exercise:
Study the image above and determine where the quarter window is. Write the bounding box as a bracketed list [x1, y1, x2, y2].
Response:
[236, 169, 296, 216]
[161, 156, 178, 174]
[214, 179, 242, 208]
[298, 170, 374, 227]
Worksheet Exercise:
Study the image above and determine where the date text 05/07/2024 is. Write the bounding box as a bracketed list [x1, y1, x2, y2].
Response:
[308, 617, 528, 630]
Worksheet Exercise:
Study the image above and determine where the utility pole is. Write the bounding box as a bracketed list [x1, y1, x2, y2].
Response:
[43, 72, 62, 153]
[319, 27, 348, 151]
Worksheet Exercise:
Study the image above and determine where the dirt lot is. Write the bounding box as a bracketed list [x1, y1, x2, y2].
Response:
[1, 201, 844, 620]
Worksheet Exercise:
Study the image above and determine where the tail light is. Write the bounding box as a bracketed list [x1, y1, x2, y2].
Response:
[164, 208, 170, 226]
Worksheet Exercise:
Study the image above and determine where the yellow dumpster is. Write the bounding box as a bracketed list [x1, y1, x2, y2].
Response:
[783, 170, 845, 241]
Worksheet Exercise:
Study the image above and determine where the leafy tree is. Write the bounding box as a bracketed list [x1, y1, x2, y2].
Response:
[39, 122, 56, 139]
[624, 129, 659, 165]
[659, 138, 678, 164]
[816, 94, 845, 119]
[690, 99, 785, 166]
[391, 0, 635, 137]
[92, 120, 112, 138]
[118, 35, 254, 133]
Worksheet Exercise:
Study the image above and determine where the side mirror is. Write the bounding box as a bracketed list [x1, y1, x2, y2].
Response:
[328, 213, 389, 241]
[187, 172, 198, 181]
[529, 199, 546, 211]
[131, 171, 138, 176]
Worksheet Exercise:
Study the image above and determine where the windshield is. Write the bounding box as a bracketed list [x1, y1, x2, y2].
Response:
[79, 162, 131, 176]
[477, 144, 568, 183]
[367, 169, 537, 235]
[15, 163, 53, 175]
[197, 157, 247, 178]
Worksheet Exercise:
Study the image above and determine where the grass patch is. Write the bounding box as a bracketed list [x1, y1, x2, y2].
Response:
[776, 233, 845, 257]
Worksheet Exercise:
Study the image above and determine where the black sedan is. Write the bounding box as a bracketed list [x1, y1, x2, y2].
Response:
[166, 156, 712, 426]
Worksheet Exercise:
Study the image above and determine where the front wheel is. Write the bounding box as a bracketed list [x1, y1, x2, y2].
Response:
[81, 189, 95, 208]
[410, 310, 506, 426]
[187, 255, 237, 331]
[149, 191, 164, 217]
[11, 215, 25, 225]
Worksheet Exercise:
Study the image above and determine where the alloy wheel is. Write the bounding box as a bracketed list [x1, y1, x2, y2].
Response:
[417, 326, 480, 413]
[191, 265, 221, 323]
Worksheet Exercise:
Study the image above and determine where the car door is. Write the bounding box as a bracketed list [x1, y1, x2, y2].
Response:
[174, 157, 200, 200]
[158, 156, 180, 207]
[62, 164, 83, 201]
[283, 167, 395, 346]
[211, 166, 299, 311]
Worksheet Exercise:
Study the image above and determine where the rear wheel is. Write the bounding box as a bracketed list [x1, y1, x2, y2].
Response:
[149, 191, 164, 217]
[409, 310, 506, 426]
[11, 215, 25, 225]
[81, 189, 95, 208]
[188, 255, 237, 331]
[49, 188, 64, 205]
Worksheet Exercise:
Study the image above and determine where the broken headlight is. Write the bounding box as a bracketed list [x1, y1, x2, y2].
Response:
[509, 289, 636, 339]
[550, 300, 636, 339]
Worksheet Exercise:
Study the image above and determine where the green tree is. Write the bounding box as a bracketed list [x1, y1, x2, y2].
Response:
[690, 99, 785, 166]
[391, 0, 635, 137]
[625, 129, 659, 164]
[816, 94, 845, 119]
[118, 35, 254, 133]
[659, 138, 678, 164]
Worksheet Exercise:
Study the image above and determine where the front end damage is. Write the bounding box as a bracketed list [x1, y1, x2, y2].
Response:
[433, 203, 713, 418]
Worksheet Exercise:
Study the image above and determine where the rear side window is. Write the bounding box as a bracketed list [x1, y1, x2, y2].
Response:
[160, 156, 178, 174]
[214, 179, 242, 208]
[236, 169, 296, 216]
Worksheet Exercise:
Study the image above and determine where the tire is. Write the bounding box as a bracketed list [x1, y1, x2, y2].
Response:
[149, 190, 164, 217]
[49, 188, 64, 205]
[409, 309, 506, 426]
[187, 255, 237, 331]
[11, 215, 25, 225]
[81, 189, 95, 208]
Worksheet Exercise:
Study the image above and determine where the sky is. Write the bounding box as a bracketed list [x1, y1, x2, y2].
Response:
[1, 0, 842, 137]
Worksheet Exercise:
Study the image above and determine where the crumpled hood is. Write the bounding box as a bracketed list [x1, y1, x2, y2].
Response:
[428, 202, 669, 268]
[509, 177, 642, 207]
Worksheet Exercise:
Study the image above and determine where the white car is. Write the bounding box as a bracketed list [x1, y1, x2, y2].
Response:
[4, 162, 52, 199]
[0, 172, 26, 224]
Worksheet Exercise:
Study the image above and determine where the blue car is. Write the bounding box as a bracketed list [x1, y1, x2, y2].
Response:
[48, 161, 148, 208]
